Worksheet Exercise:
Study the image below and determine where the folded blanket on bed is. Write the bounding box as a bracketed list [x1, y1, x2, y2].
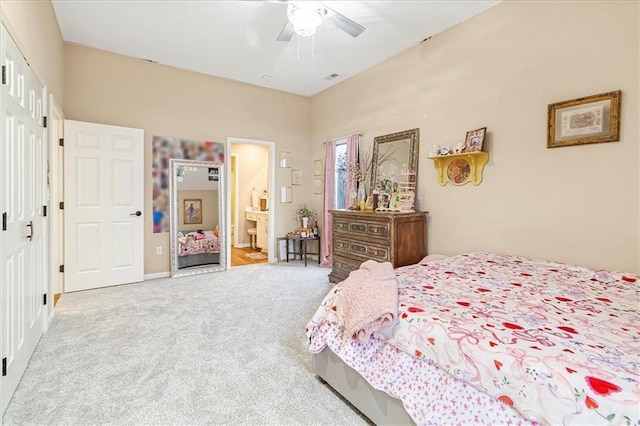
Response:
[340, 260, 398, 342]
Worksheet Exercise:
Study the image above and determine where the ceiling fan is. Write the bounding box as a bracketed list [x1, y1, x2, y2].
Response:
[275, 1, 365, 41]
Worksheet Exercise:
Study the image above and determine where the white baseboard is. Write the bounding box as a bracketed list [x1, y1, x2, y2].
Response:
[235, 243, 250, 248]
[45, 311, 55, 330]
[144, 271, 171, 280]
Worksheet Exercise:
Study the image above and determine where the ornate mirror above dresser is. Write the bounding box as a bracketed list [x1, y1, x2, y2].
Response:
[370, 128, 420, 193]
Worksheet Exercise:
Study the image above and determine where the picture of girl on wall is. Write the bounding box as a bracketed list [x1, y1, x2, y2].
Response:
[183, 199, 202, 224]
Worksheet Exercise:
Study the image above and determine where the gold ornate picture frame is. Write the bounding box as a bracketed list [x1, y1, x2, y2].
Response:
[547, 90, 621, 148]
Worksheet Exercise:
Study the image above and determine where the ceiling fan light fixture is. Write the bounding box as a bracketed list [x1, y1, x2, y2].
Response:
[287, 1, 325, 37]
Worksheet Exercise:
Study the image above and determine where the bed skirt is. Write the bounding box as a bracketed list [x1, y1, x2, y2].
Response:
[313, 347, 414, 426]
[178, 252, 220, 269]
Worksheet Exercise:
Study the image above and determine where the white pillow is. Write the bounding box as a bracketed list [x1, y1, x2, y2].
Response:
[203, 230, 215, 239]
[419, 254, 448, 264]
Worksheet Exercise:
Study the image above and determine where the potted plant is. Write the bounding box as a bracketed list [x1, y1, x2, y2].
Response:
[294, 203, 317, 229]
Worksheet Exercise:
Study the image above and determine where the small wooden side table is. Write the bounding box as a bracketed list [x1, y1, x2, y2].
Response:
[285, 234, 320, 267]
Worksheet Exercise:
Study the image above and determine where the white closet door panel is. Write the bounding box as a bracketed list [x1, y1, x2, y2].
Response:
[1, 23, 47, 415]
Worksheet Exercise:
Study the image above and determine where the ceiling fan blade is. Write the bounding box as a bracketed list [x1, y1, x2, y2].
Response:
[276, 21, 294, 41]
[324, 5, 365, 38]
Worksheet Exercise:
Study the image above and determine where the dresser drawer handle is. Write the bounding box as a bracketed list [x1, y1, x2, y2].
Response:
[352, 244, 367, 253]
[350, 223, 366, 232]
[335, 241, 349, 249]
[368, 225, 388, 235]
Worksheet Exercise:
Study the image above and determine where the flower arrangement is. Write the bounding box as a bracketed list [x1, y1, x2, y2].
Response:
[347, 144, 399, 185]
[294, 203, 317, 221]
[347, 149, 373, 183]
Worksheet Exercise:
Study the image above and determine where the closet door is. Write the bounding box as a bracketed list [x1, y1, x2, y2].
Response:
[1, 24, 48, 415]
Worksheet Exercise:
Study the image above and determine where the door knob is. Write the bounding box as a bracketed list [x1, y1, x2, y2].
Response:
[130, 211, 142, 216]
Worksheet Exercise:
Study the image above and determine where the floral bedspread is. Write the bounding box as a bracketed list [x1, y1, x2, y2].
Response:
[306, 253, 640, 426]
[178, 235, 219, 256]
[307, 313, 534, 425]
[389, 253, 639, 425]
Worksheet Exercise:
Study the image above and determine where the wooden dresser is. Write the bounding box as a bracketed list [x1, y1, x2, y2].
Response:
[328, 210, 428, 283]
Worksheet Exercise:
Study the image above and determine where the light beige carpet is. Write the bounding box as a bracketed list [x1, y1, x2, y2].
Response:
[2, 263, 370, 425]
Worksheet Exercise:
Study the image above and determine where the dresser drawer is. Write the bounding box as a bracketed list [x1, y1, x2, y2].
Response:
[329, 255, 362, 283]
[332, 255, 362, 272]
[333, 238, 389, 262]
[333, 218, 390, 240]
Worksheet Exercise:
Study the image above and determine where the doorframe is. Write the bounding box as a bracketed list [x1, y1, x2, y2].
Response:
[231, 153, 239, 248]
[48, 94, 64, 306]
[225, 137, 276, 268]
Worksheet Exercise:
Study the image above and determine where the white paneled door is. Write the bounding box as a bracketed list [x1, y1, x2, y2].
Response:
[64, 120, 144, 292]
[1, 24, 48, 415]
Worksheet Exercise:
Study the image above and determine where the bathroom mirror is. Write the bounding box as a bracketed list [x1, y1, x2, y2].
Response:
[370, 128, 420, 191]
[169, 159, 226, 277]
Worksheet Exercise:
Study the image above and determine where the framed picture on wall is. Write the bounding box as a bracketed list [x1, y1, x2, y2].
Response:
[313, 159, 323, 176]
[183, 199, 202, 224]
[280, 151, 291, 168]
[292, 169, 303, 186]
[313, 178, 323, 194]
[280, 186, 292, 203]
[547, 90, 621, 148]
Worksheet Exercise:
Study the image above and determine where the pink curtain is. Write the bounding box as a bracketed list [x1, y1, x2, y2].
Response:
[321, 141, 336, 267]
[344, 134, 359, 208]
[321, 133, 360, 268]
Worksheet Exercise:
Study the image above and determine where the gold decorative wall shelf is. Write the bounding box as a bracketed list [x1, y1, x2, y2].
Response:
[428, 152, 489, 186]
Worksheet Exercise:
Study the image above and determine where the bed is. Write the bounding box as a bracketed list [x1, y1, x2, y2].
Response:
[306, 252, 639, 425]
[177, 230, 220, 268]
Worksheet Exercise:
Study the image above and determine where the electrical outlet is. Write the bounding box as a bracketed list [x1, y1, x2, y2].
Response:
[156, 246, 162, 255]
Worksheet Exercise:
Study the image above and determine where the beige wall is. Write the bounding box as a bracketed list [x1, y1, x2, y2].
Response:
[311, 1, 639, 273]
[0, 0, 64, 107]
[177, 190, 218, 233]
[24, 0, 635, 274]
[63, 44, 311, 274]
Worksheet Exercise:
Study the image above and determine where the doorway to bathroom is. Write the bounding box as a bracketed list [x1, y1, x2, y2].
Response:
[227, 137, 275, 267]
